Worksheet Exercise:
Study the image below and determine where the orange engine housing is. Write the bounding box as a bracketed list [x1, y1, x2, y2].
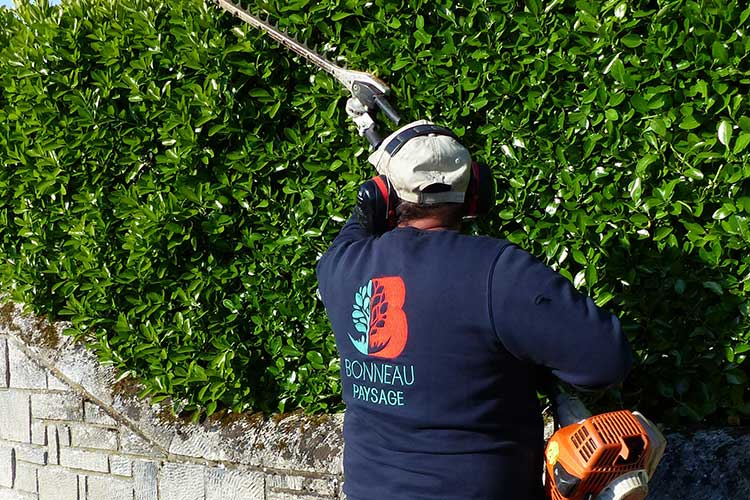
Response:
[545, 410, 651, 500]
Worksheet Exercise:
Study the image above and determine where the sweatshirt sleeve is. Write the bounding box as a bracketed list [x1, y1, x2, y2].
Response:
[489, 244, 633, 390]
[330, 213, 371, 247]
[316, 213, 371, 300]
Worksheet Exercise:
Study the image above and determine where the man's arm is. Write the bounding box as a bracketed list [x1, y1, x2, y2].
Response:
[316, 213, 372, 300]
[330, 213, 371, 248]
[489, 245, 632, 389]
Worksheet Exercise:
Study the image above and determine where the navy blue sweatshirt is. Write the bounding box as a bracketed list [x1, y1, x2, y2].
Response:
[316, 217, 632, 500]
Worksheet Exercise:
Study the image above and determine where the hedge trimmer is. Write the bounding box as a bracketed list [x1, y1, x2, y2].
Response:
[211, 0, 400, 147]
[545, 386, 666, 500]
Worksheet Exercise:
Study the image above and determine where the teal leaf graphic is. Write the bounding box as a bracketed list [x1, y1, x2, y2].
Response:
[349, 280, 373, 355]
[348, 333, 369, 356]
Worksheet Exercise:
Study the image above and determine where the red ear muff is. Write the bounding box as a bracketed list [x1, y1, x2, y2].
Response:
[355, 175, 399, 234]
[464, 161, 495, 218]
[372, 176, 399, 231]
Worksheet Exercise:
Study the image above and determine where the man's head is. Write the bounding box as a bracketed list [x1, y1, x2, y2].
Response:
[367, 120, 472, 228]
[368, 120, 473, 203]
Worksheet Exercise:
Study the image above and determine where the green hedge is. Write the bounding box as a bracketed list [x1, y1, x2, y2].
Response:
[1, 0, 748, 426]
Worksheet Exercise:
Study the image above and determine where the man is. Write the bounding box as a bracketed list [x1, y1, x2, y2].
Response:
[315, 118, 632, 500]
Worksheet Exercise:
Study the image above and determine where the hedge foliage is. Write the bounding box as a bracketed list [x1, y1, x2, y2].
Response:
[1, 0, 748, 426]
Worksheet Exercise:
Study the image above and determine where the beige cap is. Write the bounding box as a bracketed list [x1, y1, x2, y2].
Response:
[367, 120, 472, 204]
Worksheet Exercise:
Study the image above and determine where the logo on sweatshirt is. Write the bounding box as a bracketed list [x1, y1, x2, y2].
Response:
[348, 277, 408, 359]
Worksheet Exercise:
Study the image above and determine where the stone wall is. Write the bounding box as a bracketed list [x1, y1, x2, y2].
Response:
[2, 299, 749, 500]
[0, 300, 343, 500]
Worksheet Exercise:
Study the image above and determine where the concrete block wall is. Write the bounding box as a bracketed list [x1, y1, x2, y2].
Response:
[0, 300, 344, 500]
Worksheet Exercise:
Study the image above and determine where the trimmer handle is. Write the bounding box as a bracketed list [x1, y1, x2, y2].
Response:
[552, 389, 592, 428]
[351, 81, 401, 125]
[373, 94, 401, 124]
[363, 125, 383, 149]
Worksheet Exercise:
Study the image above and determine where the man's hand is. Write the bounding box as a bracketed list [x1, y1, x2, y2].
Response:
[345, 97, 375, 137]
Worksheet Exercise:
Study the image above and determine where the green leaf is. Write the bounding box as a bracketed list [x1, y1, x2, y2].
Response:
[718, 120, 732, 147]
[621, 34, 642, 48]
[629, 178, 642, 202]
[630, 94, 649, 113]
[306, 351, 324, 368]
[685, 168, 704, 181]
[654, 226, 673, 241]
[603, 54, 626, 83]
[208, 124, 226, 137]
[650, 118, 667, 136]
[595, 290, 614, 307]
[526, 0, 541, 16]
[249, 88, 271, 99]
[712, 41, 728, 64]
[703, 281, 723, 295]
[614, 2, 627, 18]
[733, 133, 750, 154]
[636, 154, 658, 174]
[471, 97, 489, 110]
[414, 30, 432, 45]
[680, 116, 701, 130]
[713, 204, 734, 220]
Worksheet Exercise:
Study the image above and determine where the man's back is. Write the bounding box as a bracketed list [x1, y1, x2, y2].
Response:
[318, 217, 632, 499]
[318, 222, 587, 499]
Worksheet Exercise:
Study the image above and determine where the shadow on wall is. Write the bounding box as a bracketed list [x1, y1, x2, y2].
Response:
[648, 428, 750, 500]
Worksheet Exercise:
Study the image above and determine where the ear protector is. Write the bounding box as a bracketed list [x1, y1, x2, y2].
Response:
[354, 174, 400, 235]
[355, 125, 496, 234]
[464, 161, 496, 219]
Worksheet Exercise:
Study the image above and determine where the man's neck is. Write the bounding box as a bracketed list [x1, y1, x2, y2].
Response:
[398, 217, 459, 231]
